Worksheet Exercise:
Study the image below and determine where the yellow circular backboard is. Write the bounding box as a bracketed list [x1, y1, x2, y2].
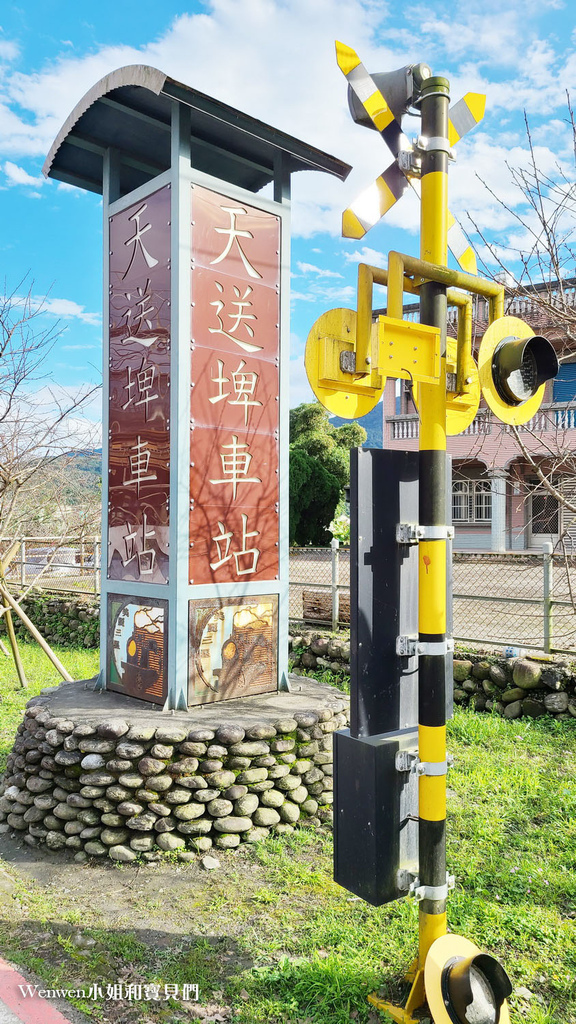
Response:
[305, 308, 385, 419]
[478, 316, 546, 426]
[424, 934, 510, 1024]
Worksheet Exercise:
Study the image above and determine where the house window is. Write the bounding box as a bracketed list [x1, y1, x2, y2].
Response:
[452, 481, 470, 521]
[474, 481, 492, 521]
[452, 480, 492, 522]
[553, 361, 576, 403]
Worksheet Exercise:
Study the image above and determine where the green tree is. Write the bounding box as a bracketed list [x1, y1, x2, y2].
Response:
[289, 402, 366, 544]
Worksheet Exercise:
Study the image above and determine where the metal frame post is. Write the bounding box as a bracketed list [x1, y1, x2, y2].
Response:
[331, 537, 340, 632]
[94, 540, 100, 595]
[542, 540, 553, 653]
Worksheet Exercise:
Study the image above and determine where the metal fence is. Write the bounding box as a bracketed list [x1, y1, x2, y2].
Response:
[288, 543, 576, 654]
[452, 549, 576, 653]
[1, 537, 101, 595]
[289, 541, 351, 631]
[3, 536, 576, 653]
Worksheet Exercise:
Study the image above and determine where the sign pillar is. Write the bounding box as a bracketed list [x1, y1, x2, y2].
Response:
[43, 69, 350, 710]
[102, 162, 289, 709]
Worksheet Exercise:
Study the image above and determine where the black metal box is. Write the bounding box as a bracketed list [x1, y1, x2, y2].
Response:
[334, 726, 419, 906]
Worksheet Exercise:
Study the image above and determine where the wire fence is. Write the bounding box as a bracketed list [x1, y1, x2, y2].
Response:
[288, 543, 351, 630]
[288, 544, 576, 654]
[0, 537, 101, 595]
[3, 537, 576, 653]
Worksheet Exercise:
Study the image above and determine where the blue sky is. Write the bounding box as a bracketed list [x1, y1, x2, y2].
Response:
[0, 0, 575, 435]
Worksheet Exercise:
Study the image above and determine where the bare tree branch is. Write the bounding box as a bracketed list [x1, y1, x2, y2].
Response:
[0, 279, 101, 543]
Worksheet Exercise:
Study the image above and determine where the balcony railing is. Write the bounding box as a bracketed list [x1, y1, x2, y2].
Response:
[387, 402, 576, 440]
[506, 403, 576, 433]
[388, 409, 492, 440]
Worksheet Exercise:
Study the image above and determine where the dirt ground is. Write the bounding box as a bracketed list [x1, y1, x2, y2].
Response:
[0, 824, 334, 1024]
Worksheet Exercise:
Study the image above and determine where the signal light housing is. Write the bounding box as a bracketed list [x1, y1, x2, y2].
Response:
[425, 934, 512, 1024]
[478, 316, 558, 425]
[347, 62, 432, 126]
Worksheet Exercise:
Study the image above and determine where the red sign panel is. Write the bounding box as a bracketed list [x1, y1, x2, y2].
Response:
[107, 186, 171, 585]
[189, 185, 280, 585]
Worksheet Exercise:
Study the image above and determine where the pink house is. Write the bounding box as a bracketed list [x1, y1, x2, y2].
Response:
[381, 280, 576, 551]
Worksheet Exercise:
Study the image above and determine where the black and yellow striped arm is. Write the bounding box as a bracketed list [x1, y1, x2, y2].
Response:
[343, 164, 478, 273]
[447, 209, 477, 275]
[342, 162, 408, 238]
[336, 40, 405, 160]
[448, 93, 486, 147]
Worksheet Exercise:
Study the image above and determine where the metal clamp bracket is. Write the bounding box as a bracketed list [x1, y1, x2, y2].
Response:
[409, 872, 455, 902]
[396, 523, 454, 544]
[419, 759, 448, 777]
[416, 135, 455, 160]
[395, 750, 419, 773]
[396, 635, 454, 657]
[339, 350, 357, 374]
[395, 751, 454, 776]
[398, 148, 422, 176]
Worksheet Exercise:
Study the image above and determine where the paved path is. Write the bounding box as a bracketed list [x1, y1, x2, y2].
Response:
[0, 958, 77, 1024]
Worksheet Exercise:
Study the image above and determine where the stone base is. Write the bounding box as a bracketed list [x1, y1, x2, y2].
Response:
[0, 677, 348, 863]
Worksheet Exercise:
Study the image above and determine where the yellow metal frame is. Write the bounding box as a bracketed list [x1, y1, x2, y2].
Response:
[305, 250, 506, 430]
[380, 316, 441, 385]
[305, 307, 384, 418]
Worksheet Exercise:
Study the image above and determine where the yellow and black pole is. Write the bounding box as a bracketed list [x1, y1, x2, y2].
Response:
[305, 41, 553, 1022]
[416, 75, 450, 976]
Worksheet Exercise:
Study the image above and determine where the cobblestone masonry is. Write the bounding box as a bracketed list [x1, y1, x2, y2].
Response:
[289, 633, 576, 721]
[0, 678, 349, 863]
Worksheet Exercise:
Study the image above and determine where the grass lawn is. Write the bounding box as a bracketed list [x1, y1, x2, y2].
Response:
[0, 642, 574, 1023]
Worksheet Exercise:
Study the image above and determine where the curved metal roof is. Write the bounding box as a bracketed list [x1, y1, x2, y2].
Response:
[43, 64, 351, 196]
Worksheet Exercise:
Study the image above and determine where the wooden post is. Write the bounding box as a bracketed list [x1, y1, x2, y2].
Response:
[0, 557, 27, 689]
[0, 582, 73, 682]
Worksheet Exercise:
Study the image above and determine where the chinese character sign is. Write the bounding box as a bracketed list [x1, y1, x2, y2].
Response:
[190, 186, 280, 585]
[107, 186, 171, 585]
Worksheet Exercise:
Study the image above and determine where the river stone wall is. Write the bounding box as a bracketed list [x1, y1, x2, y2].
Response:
[452, 654, 576, 720]
[0, 689, 348, 864]
[2, 593, 99, 649]
[290, 633, 576, 721]
[289, 632, 351, 676]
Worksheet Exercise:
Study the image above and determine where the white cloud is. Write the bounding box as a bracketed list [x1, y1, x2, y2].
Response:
[0, 0, 573, 246]
[290, 282, 355, 305]
[0, 0, 408, 238]
[296, 261, 343, 278]
[40, 297, 101, 326]
[3, 160, 44, 187]
[11, 293, 102, 326]
[7, 381, 102, 450]
[290, 355, 316, 408]
[0, 40, 19, 62]
[344, 246, 388, 267]
[317, 284, 356, 301]
[61, 344, 100, 351]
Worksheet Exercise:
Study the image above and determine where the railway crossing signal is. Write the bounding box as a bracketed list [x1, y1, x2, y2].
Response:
[306, 40, 559, 1024]
[336, 41, 484, 274]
